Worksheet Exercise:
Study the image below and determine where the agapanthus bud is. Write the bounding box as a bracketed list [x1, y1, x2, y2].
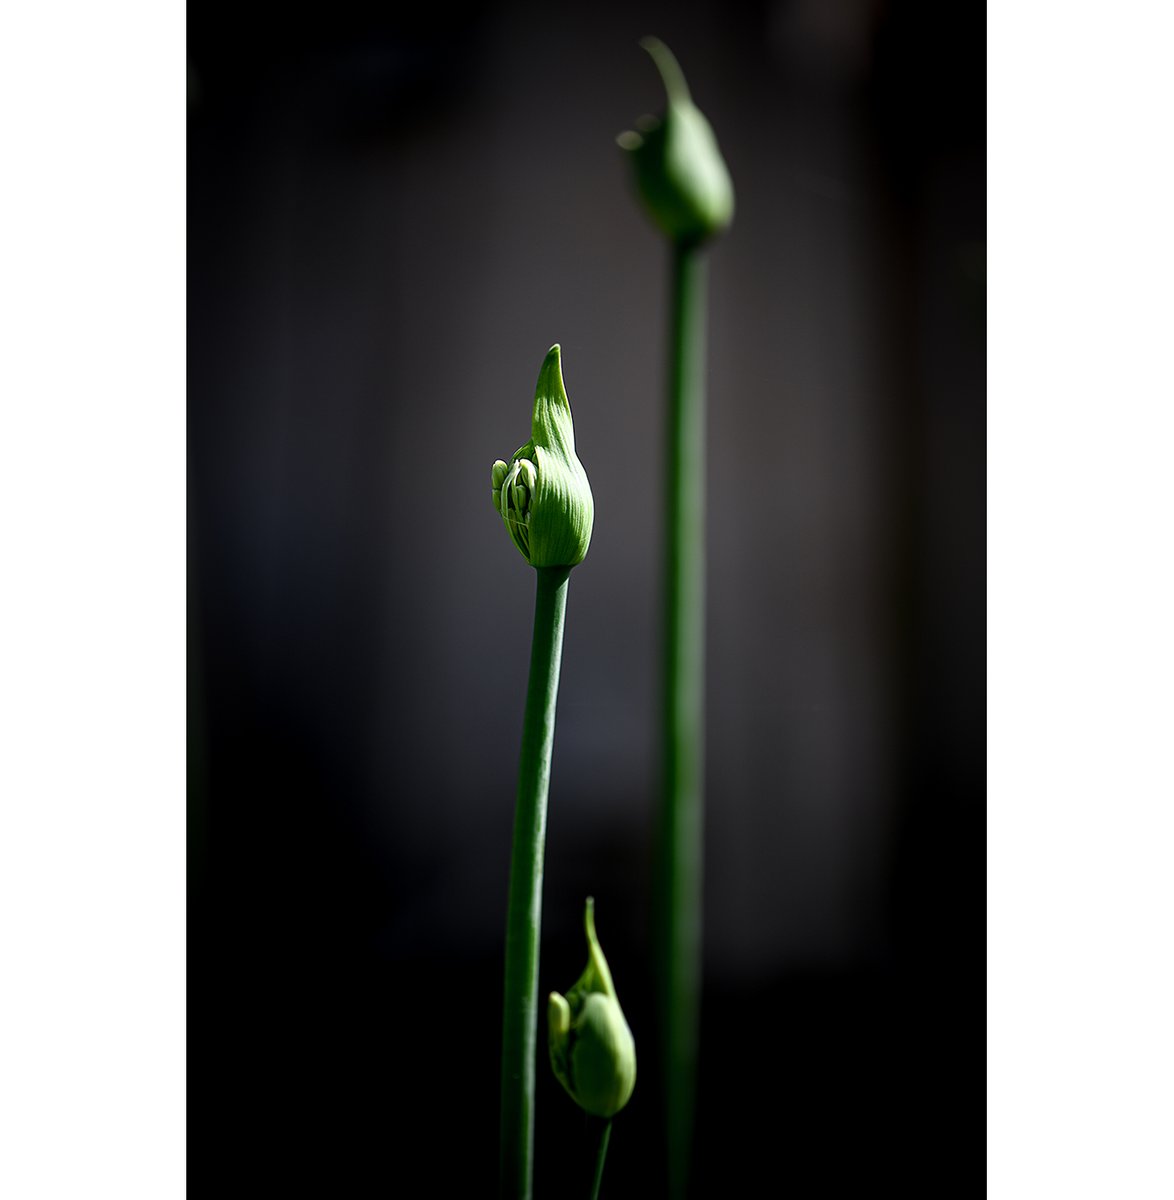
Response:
[618, 37, 734, 246]
[491, 345, 594, 569]
[548, 898, 636, 1119]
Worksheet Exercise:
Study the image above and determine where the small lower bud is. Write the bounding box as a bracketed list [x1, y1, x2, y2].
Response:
[548, 898, 636, 1119]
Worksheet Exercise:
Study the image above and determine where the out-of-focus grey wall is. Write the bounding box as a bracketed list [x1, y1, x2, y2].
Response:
[189, 0, 984, 1194]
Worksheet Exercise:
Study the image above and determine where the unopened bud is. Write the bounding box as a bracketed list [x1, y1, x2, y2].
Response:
[491, 345, 594, 569]
[548, 898, 636, 1119]
[618, 37, 734, 246]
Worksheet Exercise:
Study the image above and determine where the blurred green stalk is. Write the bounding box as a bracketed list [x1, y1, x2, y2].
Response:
[618, 39, 730, 1194]
[658, 242, 707, 1200]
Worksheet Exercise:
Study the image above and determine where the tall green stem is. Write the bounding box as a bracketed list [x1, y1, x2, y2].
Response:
[589, 1118, 613, 1200]
[500, 564, 572, 1200]
[659, 241, 707, 1200]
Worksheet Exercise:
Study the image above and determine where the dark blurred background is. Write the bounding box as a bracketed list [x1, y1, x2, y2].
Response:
[189, 0, 984, 1194]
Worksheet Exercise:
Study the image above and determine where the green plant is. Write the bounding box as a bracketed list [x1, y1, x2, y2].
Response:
[492, 345, 594, 1200]
[548, 897, 636, 1200]
[619, 37, 734, 1200]
[548, 897, 637, 1118]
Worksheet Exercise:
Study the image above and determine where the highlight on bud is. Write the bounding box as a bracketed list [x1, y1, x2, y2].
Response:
[618, 37, 734, 245]
[491, 345, 594, 569]
[548, 898, 637, 1119]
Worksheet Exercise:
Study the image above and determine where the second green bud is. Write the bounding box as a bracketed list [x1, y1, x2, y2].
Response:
[618, 37, 734, 246]
[548, 898, 637, 1119]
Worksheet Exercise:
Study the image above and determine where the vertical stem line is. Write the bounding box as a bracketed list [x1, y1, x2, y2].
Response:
[660, 241, 707, 1199]
[589, 1117, 614, 1200]
[500, 564, 572, 1200]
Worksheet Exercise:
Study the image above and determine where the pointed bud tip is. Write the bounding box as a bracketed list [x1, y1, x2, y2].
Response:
[535, 343, 571, 413]
[639, 36, 691, 105]
[540, 343, 563, 377]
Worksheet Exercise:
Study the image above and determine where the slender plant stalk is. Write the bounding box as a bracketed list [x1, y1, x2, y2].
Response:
[659, 240, 707, 1200]
[589, 1118, 613, 1200]
[500, 564, 572, 1200]
[619, 38, 729, 1197]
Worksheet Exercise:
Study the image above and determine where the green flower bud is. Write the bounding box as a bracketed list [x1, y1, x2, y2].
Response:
[491, 345, 594, 569]
[548, 898, 636, 1119]
[618, 37, 735, 246]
